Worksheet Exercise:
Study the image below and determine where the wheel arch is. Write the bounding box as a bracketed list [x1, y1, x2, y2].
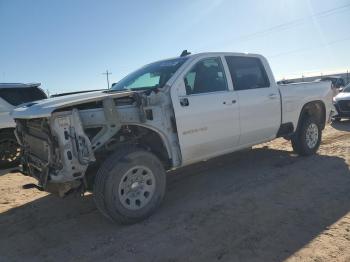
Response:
[123, 124, 173, 169]
[296, 100, 326, 132]
[86, 124, 174, 186]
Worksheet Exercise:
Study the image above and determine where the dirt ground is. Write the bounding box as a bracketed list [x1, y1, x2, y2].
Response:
[1, 121, 350, 262]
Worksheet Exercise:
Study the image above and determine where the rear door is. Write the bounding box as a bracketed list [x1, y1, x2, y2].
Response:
[171, 56, 240, 165]
[225, 56, 281, 146]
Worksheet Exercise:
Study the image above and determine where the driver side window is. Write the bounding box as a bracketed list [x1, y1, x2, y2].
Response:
[184, 57, 228, 95]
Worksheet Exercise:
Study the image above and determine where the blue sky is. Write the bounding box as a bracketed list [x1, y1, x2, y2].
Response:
[0, 0, 349, 94]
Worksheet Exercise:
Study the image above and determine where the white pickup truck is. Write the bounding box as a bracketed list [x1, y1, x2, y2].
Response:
[13, 52, 332, 224]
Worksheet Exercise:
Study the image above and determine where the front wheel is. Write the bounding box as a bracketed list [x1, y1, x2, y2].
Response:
[291, 117, 322, 156]
[94, 148, 166, 224]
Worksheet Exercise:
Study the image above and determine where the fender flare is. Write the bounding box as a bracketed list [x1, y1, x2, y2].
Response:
[295, 100, 326, 132]
[127, 123, 174, 163]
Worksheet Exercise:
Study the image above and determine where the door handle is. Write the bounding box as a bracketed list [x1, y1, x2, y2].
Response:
[180, 97, 189, 107]
[223, 100, 237, 105]
[268, 93, 278, 99]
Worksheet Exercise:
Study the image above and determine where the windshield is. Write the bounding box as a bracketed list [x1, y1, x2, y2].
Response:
[111, 57, 188, 91]
[343, 83, 350, 93]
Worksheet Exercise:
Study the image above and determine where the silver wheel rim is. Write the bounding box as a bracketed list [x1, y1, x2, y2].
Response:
[118, 165, 156, 210]
[305, 123, 319, 149]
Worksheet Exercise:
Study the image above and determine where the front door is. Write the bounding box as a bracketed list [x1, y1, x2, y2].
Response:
[172, 57, 240, 165]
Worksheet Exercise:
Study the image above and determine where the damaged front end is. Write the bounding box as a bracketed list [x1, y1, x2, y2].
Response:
[14, 89, 179, 197]
[16, 108, 97, 196]
[15, 96, 127, 196]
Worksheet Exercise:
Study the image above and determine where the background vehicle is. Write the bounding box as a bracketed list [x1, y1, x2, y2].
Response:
[332, 83, 350, 121]
[13, 52, 332, 224]
[319, 76, 346, 88]
[0, 83, 47, 168]
[320, 76, 346, 96]
[312, 76, 346, 98]
[276, 79, 295, 85]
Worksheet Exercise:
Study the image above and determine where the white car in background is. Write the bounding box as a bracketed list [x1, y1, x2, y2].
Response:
[0, 83, 47, 168]
[333, 83, 350, 121]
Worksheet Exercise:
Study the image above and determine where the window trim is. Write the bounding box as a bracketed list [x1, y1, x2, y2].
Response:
[183, 56, 230, 96]
[224, 56, 271, 91]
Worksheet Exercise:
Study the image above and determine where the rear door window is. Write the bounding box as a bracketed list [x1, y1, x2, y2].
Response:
[225, 56, 270, 90]
[0, 87, 47, 106]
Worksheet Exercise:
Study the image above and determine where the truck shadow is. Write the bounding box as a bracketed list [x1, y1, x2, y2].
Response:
[1, 147, 350, 262]
[0, 167, 20, 176]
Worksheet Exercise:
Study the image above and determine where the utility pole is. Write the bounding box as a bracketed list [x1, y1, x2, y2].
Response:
[102, 70, 112, 89]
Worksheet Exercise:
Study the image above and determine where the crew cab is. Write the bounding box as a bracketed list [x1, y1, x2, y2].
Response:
[12, 52, 332, 224]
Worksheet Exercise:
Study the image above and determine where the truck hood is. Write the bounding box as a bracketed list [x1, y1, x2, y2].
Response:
[334, 92, 350, 102]
[12, 90, 135, 119]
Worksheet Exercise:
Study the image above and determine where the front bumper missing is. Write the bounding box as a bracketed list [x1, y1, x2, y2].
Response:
[17, 109, 95, 190]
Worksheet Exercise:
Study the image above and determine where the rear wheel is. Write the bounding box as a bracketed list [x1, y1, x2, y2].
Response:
[0, 130, 21, 168]
[291, 116, 321, 156]
[94, 148, 166, 224]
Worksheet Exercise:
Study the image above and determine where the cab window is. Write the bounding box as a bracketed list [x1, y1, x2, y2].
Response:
[184, 57, 228, 95]
[225, 56, 270, 90]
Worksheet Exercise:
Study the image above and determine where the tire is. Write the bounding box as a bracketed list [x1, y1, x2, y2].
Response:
[94, 147, 166, 224]
[291, 116, 322, 156]
[0, 130, 21, 169]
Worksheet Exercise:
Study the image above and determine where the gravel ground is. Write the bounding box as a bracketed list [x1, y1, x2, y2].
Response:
[1, 121, 350, 262]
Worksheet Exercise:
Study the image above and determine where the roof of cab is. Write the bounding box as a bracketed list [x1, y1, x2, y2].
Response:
[0, 83, 41, 89]
[151, 52, 264, 66]
[186, 51, 262, 58]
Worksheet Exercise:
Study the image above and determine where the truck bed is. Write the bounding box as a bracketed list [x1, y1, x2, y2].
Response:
[278, 81, 333, 130]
